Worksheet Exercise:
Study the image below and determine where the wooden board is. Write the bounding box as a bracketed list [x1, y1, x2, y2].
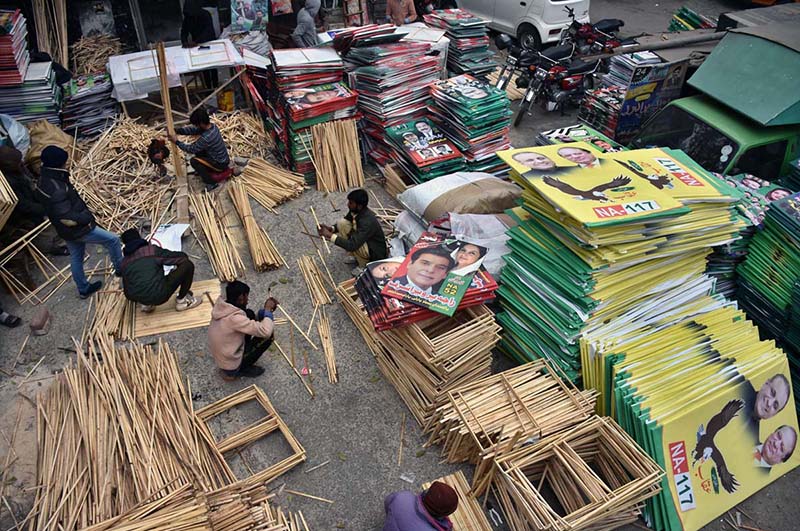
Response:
[422, 471, 493, 531]
[134, 278, 220, 338]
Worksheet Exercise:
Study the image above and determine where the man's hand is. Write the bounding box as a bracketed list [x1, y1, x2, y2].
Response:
[165, 133, 177, 143]
[60, 219, 78, 227]
[317, 225, 334, 239]
[264, 297, 279, 312]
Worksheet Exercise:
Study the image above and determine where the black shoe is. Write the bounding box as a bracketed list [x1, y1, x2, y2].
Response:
[205, 182, 220, 192]
[239, 365, 265, 378]
[79, 280, 103, 299]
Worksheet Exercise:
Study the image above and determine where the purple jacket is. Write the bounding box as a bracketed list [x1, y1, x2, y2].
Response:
[383, 491, 454, 531]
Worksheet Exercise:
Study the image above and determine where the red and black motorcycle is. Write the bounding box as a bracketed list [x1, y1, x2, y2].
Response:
[559, 6, 626, 55]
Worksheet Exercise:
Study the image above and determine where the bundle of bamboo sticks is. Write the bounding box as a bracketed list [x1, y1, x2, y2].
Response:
[190, 192, 245, 282]
[32, 0, 67, 66]
[0, 169, 18, 232]
[211, 112, 274, 160]
[486, 416, 663, 531]
[380, 163, 412, 199]
[228, 180, 285, 271]
[239, 157, 306, 212]
[87, 277, 135, 340]
[70, 33, 123, 76]
[311, 119, 364, 192]
[317, 308, 337, 383]
[298, 255, 331, 307]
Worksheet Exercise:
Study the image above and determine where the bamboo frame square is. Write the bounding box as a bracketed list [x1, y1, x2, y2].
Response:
[196, 385, 306, 485]
[0, 169, 17, 232]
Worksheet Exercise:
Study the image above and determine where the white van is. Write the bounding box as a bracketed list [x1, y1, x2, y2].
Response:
[456, 0, 591, 49]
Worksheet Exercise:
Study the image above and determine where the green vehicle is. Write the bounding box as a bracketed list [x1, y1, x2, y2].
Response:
[629, 23, 800, 181]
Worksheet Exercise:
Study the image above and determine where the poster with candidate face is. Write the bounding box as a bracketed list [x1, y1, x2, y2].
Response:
[385, 119, 463, 169]
[231, 0, 268, 32]
[381, 232, 488, 317]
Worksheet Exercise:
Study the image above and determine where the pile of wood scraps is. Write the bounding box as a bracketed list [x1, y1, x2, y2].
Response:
[70, 33, 122, 76]
[239, 158, 306, 212]
[228, 180, 285, 271]
[190, 192, 245, 282]
[484, 416, 663, 531]
[311, 119, 364, 192]
[212, 111, 274, 160]
[0, 170, 17, 231]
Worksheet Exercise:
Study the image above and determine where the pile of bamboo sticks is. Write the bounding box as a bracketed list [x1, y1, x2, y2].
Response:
[239, 157, 306, 212]
[298, 255, 331, 307]
[87, 277, 135, 340]
[0, 169, 18, 232]
[190, 192, 245, 282]
[228, 181, 285, 271]
[423, 361, 597, 476]
[421, 472, 492, 530]
[310, 119, 364, 192]
[336, 279, 499, 425]
[70, 33, 123, 76]
[71, 117, 175, 234]
[212, 111, 274, 160]
[317, 308, 337, 383]
[485, 416, 663, 531]
[32, 0, 68, 66]
[380, 163, 412, 198]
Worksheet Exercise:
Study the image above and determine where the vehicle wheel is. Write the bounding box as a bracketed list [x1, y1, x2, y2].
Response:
[513, 103, 527, 127]
[518, 23, 541, 51]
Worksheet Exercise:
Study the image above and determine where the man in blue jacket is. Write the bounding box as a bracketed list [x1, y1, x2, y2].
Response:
[383, 481, 458, 530]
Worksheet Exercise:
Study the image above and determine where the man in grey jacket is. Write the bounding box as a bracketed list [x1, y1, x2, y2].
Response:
[292, 0, 320, 48]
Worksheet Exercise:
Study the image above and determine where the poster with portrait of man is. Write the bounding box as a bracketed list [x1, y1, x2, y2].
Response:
[231, 0, 268, 32]
[381, 232, 487, 317]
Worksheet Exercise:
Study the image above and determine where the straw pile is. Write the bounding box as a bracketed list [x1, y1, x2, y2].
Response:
[421, 471, 492, 530]
[190, 192, 245, 282]
[311, 119, 364, 192]
[70, 33, 123, 75]
[0, 169, 18, 232]
[212, 111, 274, 160]
[336, 279, 499, 425]
[485, 416, 663, 531]
[239, 158, 306, 213]
[71, 117, 175, 234]
[228, 180, 285, 271]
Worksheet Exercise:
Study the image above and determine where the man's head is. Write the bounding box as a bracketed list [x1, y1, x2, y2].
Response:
[121, 228, 142, 246]
[226, 280, 250, 307]
[755, 374, 791, 420]
[766, 188, 791, 202]
[415, 121, 433, 136]
[301, 89, 339, 104]
[0, 146, 23, 173]
[346, 189, 368, 213]
[512, 151, 556, 171]
[41, 146, 69, 169]
[421, 481, 458, 518]
[406, 246, 454, 290]
[190, 107, 212, 129]
[456, 85, 488, 100]
[402, 132, 420, 144]
[557, 146, 597, 166]
[762, 425, 797, 466]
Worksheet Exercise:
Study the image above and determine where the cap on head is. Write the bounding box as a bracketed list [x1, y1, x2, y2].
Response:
[347, 189, 369, 208]
[422, 481, 458, 518]
[41, 146, 68, 168]
[121, 228, 142, 245]
[225, 280, 250, 303]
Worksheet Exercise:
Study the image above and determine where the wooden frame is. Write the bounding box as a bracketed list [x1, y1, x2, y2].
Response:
[0, 169, 18, 232]
[196, 385, 306, 486]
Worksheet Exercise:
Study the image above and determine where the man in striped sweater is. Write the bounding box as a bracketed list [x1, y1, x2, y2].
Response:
[169, 107, 232, 191]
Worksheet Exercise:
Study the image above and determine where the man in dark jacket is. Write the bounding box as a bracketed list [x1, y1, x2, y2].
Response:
[291, 0, 320, 48]
[383, 481, 458, 530]
[119, 228, 201, 313]
[317, 188, 388, 276]
[37, 146, 122, 298]
[168, 107, 231, 191]
[180, 0, 217, 47]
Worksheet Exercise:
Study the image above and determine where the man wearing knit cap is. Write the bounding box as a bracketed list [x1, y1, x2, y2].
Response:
[383, 481, 458, 530]
[37, 145, 122, 298]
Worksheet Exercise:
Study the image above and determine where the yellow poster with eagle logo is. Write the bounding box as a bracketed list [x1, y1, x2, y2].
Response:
[657, 355, 799, 531]
[497, 143, 688, 227]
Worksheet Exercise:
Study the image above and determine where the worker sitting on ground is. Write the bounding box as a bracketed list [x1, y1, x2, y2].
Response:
[38, 146, 122, 299]
[208, 280, 277, 381]
[383, 481, 459, 531]
[119, 228, 201, 313]
[317, 189, 388, 276]
[168, 108, 231, 191]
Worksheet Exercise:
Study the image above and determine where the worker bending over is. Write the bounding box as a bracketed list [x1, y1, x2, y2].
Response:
[208, 281, 277, 381]
[119, 228, 201, 313]
[384, 481, 459, 530]
[168, 108, 231, 191]
[317, 189, 388, 276]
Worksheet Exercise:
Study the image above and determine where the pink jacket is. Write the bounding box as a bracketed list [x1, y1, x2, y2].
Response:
[208, 297, 274, 370]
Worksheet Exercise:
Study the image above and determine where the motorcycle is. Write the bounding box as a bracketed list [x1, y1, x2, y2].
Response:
[558, 6, 625, 55]
[493, 33, 566, 92]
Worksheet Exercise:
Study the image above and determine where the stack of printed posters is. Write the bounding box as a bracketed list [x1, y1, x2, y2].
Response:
[61, 73, 117, 137]
[354, 232, 498, 330]
[423, 9, 495, 79]
[783, 158, 800, 191]
[494, 143, 744, 382]
[429, 74, 511, 176]
[577, 86, 624, 139]
[535, 123, 626, 153]
[0, 62, 61, 125]
[332, 24, 404, 55]
[0, 9, 29, 86]
[385, 118, 466, 183]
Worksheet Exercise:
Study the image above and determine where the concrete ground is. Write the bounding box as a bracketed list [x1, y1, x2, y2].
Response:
[2, 1, 799, 530]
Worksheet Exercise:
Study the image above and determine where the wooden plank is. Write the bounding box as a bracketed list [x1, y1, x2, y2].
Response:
[133, 278, 221, 338]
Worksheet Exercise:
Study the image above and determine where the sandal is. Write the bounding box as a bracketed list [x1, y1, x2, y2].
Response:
[0, 312, 22, 328]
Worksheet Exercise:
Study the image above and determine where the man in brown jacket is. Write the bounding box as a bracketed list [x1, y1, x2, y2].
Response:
[208, 280, 277, 381]
[386, 0, 416, 26]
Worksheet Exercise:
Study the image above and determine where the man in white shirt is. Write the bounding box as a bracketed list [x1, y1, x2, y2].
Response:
[557, 146, 603, 169]
[394, 246, 454, 295]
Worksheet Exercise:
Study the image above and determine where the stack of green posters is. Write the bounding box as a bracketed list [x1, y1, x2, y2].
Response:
[385, 118, 466, 183]
[494, 143, 744, 382]
[429, 74, 511, 176]
[423, 9, 496, 78]
[782, 157, 800, 191]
